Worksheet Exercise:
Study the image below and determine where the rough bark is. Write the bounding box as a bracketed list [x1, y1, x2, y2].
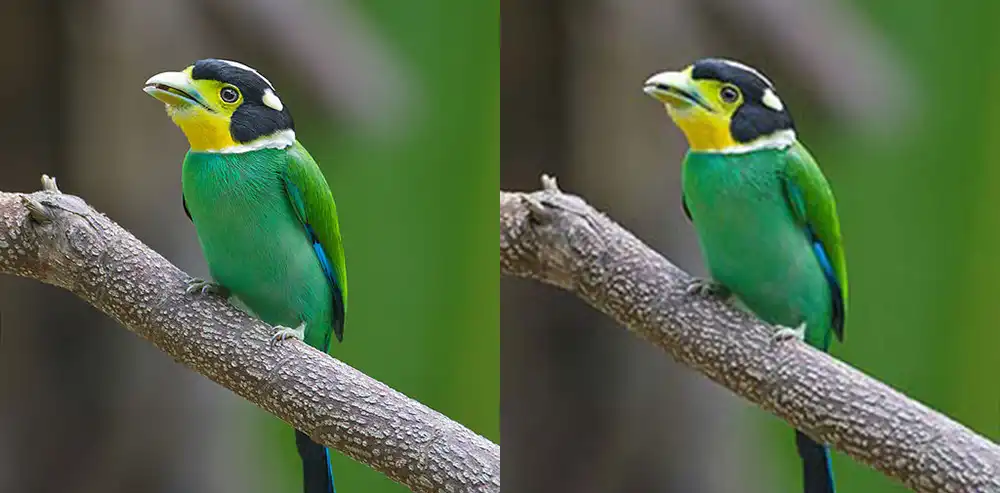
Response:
[500, 176, 1000, 493]
[0, 177, 499, 493]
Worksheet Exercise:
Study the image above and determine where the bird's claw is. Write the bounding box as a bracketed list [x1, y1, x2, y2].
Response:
[185, 278, 228, 296]
[270, 323, 306, 345]
[773, 323, 807, 343]
[684, 278, 729, 298]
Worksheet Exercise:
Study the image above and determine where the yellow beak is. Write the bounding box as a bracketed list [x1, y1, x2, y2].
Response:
[643, 70, 711, 112]
[143, 71, 207, 109]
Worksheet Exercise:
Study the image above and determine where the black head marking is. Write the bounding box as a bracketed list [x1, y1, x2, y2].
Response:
[691, 58, 774, 90]
[691, 58, 794, 143]
[191, 59, 294, 143]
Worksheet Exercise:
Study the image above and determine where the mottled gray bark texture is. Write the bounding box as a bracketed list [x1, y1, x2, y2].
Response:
[0, 177, 499, 493]
[500, 176, 1000, 493]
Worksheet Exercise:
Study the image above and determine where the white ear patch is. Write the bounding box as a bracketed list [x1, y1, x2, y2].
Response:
[262, 89, 283, 111]
[762, 89, 784, 112]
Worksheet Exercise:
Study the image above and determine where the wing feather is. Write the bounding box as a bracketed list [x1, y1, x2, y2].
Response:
[782, 142, 847, 342]
[282, 142, 348, 348]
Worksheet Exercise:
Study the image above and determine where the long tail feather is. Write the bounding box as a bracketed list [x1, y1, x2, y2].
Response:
[296, 429, 336, 493]
[796, 430, 835, 493]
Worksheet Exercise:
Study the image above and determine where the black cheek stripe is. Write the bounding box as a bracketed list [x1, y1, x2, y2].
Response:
[230, 103, 294, 143]
[730, 104, 793, 143]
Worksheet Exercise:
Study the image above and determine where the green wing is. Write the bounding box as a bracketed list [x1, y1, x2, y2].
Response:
[282, 141, 348, 346]
[783, 141, 848, 341]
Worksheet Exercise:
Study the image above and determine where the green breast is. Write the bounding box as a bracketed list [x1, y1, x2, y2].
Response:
[181, 149, 332, 343]
[682, 149, 832, 345]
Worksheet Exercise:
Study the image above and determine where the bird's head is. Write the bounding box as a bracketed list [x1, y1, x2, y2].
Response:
[144, 59, 294, 153]
[643, 58, 795, 153]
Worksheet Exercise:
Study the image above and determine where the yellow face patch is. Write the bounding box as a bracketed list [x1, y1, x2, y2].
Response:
[665, 76, 744, 151]
[645, 66, 748, 151]
[168, 107, 234, 151]
[147, 67, 246, 152]
[667, 106, 736, 151]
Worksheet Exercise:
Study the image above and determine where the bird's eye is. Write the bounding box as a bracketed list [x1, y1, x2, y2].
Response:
[220, 86, 240, 103]
[719, 86, 740, 103]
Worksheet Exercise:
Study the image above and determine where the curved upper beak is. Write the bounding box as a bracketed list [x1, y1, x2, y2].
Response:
[643, 70, 711, 112]
[143, 71, 207, 109]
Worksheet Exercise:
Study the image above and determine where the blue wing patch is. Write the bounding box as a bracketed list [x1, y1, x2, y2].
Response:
[806, 225, 845, 346]
[307, 225, 335, 279]
[283, 177, 347, 349]
[785, 178, 844, 346]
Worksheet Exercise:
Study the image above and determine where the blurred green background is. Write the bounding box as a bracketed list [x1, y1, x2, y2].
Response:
[503, 0, 998, 492]
[0, 1, 497, 492]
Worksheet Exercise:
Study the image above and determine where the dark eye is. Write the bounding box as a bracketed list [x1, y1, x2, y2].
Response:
[220, 86, 240, 103]
[720, 86, 739, 103]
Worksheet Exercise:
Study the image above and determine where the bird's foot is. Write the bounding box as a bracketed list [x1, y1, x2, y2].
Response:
[684, 277, 730, 298]
[773, 322, 807, 342]
[185, 277, 229, 296]
[271, 322, 307, 345]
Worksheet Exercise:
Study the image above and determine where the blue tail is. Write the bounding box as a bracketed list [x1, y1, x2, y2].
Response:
[796, 430, 835, 493]
[295, 429, 336, 493]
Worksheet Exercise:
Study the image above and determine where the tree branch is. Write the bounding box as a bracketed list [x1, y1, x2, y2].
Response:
[0, 177, 499, 493]
[501, 176, 1000, 493]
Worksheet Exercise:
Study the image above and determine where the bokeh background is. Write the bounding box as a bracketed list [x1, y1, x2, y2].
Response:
[503, 0, 998, 492]
[0, 1, 497, 492]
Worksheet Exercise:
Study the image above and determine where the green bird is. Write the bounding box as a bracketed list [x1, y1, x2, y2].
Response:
[643, 58, 847, 493]
[144, 59, 347, 493]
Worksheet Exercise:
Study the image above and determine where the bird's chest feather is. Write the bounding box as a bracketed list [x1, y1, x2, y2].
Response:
[682, 151, 791, 243]
[181, 150, 327, 325]
[181, 150, 294, 255]
[681, 150, 829, 326]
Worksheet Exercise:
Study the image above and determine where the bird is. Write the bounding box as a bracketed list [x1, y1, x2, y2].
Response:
[144, 58, 347, 493]
[643, 58, 846, 493]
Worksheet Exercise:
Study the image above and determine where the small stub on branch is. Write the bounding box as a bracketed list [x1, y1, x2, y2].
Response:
[40, 174, 60, 193]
